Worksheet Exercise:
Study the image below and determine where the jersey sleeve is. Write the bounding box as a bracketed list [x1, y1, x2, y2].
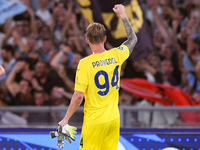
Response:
[74, 59, 88, 93]
[112, 44, 130, 65]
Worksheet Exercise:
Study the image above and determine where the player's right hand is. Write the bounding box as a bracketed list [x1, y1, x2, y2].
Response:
[50, 130, 73, 143]
[57, 124, 77, 142]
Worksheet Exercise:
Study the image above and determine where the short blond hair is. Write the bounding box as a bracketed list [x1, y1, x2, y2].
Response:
[86, 22, 106, 44]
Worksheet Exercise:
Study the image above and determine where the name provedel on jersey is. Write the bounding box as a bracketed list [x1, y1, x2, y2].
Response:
[92, 57, 117, 68]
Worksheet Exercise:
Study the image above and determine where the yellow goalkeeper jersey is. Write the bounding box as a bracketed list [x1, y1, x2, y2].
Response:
[75, 45, 129, 125]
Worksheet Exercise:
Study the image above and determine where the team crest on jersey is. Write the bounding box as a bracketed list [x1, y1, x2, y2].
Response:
[117, 46, 127, 51]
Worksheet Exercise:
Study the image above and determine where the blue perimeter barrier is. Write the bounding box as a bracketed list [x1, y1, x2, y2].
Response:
[0, 128, 200, 150]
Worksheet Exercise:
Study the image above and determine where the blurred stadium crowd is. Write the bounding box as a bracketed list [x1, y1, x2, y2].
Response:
[0, 0, 200, 126]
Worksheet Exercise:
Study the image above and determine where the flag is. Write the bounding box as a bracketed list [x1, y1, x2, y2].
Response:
[120, 78, 198, 106]
[0, 0, 27, 24]
[120, 78, 200, 124]
[77, 0, 154, 60]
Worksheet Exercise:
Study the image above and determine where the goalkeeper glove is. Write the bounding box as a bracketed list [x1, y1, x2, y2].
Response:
[50, 130, 73, 144]
[57, 124, 77, 142]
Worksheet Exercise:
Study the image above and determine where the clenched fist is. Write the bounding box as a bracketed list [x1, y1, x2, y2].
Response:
[113, 4, 127, 19]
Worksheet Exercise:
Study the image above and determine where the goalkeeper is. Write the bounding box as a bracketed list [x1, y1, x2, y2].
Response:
[57, 4, 137, 150]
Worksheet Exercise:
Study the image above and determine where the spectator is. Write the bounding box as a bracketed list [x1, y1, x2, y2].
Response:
[35, 16, 45, 33]
[36, 0, 53, 25]
[52, 2, 70, 43]
[24, 89, 54, 125]
[5, 61, 34, 105]
[185, 63, 200, 95]
[33, 89, 50, 106]
[0, 88, 7, 106]
[61, 52, 82, 92]
[0, 45, 16, 75]
[17, 57, 36, 82]
[0, 25, 6, 48]
[32, 60, 62, 94]
[50, 44, 72, 91]
[161, 59, 177, 86]
[49, 86, 73, 122]
[182, 42, 200, 72]
[37, 25, 52, 47]
[119, 90, 139, 126]
[177, 26, 189, 51]
[50, 86, 72, 106]
[159, 43, 173, 60]
[5, 7, 37, 53]
[51, 46, 82, 92]
[28, 50, 42, 62]
[27, 36, 39, 51]
[133, 57, 179, 127]
[39, 38, 54, 61]
[151, 59, 179, 127]
[131, 59, 156, 127]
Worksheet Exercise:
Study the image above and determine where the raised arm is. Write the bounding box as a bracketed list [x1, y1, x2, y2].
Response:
[5, 62, 23, 96]
[113, 4, 137, 55]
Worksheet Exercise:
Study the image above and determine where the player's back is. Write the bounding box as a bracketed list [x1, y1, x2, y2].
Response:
[75, 45, 129, 126]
